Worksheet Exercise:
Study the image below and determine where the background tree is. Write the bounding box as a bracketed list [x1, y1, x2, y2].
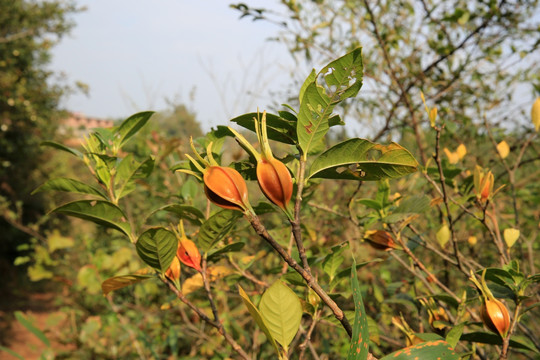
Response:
[0, 0, 79, 262]
[232, 0, 540, 162]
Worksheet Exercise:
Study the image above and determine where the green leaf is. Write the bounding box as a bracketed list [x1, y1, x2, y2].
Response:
[347, 258, 369, 360]
[197, 210, 242, 253]
[380, 340, 459, 360]
[101, 269, 153, 295]
[40, 140, 83, 158]
[147, 204, 205, 226]
[230, 112, 296, 144]
[238, 286, 281, 356]
[299, 69, 317, 103]
[207, 242, 246, 262]
[461, 332, 538, 352]
[136, 227, 178, 272]
[446, 322, 465, 348]
[0, 346, 24, 360]
[32, 177, 107, 199]
[115, 155, 155, 199]
[14, 311, 50, 347]
[297, 48, 363, 155]
[115, 111, 154, 147]
[322, 244, 346, 281]
[259, 280, 303, 352]
[308, 138, 418, 181]
[51, 200, 131, 238]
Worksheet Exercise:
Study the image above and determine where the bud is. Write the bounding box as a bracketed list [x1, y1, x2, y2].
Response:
[481, 298, 510, 338]
[474, 165, 494, 202]
[204, 166, 250, 212]
[177, 237, 202, 272]
[165, 256, 181, 281]
[364, 230, 395, 251]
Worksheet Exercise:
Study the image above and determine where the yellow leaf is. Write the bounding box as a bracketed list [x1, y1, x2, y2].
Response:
[532, 97, 540, 132]
[181, 273, 203, 295]
[206, 265, 233, 281]
[429, 107, 437, 125]
[456, 144, 467, 159]
[497, 140, 510, 159]
[436, 225, 450, 248]
[468, 236, 477, 246]
[503, 228, 520, 248]
[443, 148, 459, 164]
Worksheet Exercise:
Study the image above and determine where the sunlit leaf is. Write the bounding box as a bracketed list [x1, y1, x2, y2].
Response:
[503, 228, 520, 248]
[40, 140, 83, 158]
[51, 200, 131, 238]
[436, 224, 450, 248]
[308, 138, 418, 181]
[32, 177, 107, 199]
[115, 155, 154, 199]
[497, 140, 510, 159]
[532, 97, 540, 132]
[238, 286, 281, 355]
[380, 340, 458, 359]
[259, 280, 303, 351]
[116, 111, 154, 147]
[297, 48, 363, 155]
[136, 227, 178, 272]
[101, 269, 153, 295]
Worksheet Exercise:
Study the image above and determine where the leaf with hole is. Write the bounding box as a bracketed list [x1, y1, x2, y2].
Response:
[308, 138, 418, 181]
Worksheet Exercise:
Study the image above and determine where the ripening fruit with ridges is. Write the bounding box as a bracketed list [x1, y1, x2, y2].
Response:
[165, 256, 181, 281]
[177, 238, 202, 272]
[203, 166, 250, 212]
[257, 158, 293, 210]
[481, 298, 510, 338]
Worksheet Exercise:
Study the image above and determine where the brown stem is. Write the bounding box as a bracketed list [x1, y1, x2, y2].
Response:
[500, 302, 522, 359]
[164, 278, 251, 360]
[246, 213, 353, 337]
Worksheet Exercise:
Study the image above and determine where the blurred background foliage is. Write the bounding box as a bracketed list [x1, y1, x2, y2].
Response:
[1, 0, 540, 359]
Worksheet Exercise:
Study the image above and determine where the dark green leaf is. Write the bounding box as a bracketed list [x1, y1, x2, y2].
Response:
[198, 210, 242, 253]
[135, 228, 178, 272]
[231, 112, 296, 144]
[51, 200, 131, 238]
[32, 178, 107, 199]
[207, 242, 246, 262]
[347, 258, 369, 360]
[147, 204, 205, 225]
[308, 138, 418, 181]
[461, 332, 538, 352]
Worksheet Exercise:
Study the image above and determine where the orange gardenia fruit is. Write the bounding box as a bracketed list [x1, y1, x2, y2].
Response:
[481, 298, 510, 338]
[177, 238, 202, 272]
[257, 158, 293, 210]
[203, 166, 250, 212]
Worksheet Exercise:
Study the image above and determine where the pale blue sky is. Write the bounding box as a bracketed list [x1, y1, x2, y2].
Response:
[50, 1, 296, 130]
